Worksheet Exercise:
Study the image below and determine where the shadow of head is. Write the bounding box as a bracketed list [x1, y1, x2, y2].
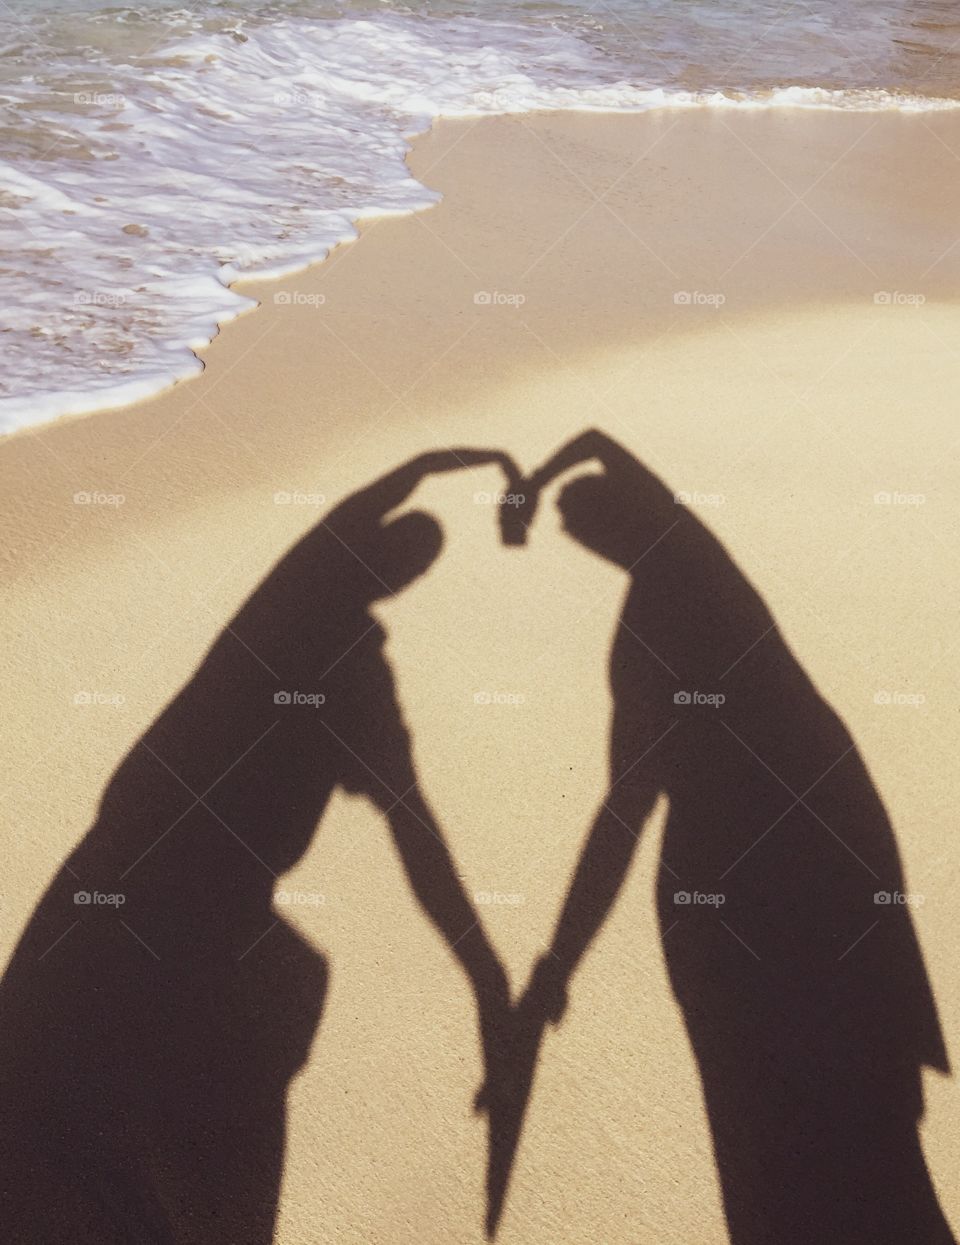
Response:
[345, 509, 444, 600]
[556, 472, 656, 571]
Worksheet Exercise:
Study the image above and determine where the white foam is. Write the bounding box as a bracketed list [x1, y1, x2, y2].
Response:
[2, 13, 957, 434]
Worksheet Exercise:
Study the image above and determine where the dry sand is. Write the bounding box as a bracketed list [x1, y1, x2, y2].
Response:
[2, 108, 960, 1241]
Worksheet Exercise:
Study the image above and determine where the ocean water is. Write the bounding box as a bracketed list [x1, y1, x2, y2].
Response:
[2, 0, 959, 433]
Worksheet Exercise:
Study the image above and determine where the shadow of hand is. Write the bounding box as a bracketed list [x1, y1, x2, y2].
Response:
[472, 956, 571, 1237]
[473, 956, 568, 1116]
[521, 955, 570, 1027]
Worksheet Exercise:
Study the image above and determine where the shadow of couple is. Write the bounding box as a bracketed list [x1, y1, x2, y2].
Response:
[0, 432, 953, 1244]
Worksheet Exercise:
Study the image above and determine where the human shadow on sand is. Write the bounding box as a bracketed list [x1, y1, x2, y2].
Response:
[0, 449, 518, 1244]
[488, 429, 954, 1244]
[1, 434, 953, 1245]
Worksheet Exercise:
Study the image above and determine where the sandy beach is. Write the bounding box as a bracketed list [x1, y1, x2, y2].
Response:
[2, 108, 960, 1242]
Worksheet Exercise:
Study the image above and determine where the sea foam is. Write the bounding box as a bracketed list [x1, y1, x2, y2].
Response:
[1, 12, 957, 433]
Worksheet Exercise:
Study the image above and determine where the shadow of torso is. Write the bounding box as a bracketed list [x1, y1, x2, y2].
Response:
[0, 493, 428, 1243]
[560, 447, 951, 1244]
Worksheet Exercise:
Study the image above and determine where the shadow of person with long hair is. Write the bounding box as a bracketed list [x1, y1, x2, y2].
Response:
[0, 449, 519, 1245]
[505, 429, 953, 1243]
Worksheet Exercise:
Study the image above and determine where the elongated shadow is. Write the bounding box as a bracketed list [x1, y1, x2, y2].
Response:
[505, 430, 954, 1243]
[0, 449, 515, 1244]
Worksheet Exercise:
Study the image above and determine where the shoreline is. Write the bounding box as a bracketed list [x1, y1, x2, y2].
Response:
[4, 107, 960, 580]
[4, 101, 960, 443]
